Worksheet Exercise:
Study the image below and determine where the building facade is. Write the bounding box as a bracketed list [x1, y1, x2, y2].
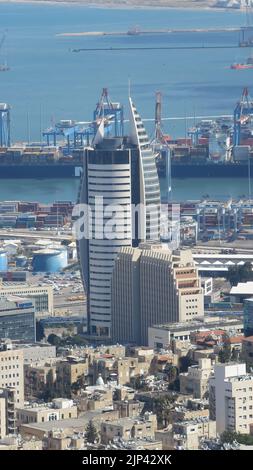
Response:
[112, 245, 204, 345]
[244, 298, 253, 337]
[209, 363, 253, 434]
[0, 297, 36, 343]
[179, 358, 213, 399]
[77, 98, 160, 339]
[0, 284, 53, 316]
[0, 348, 24, 406]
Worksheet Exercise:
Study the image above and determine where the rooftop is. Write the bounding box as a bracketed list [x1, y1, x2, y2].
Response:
[230, 282, 253, 295]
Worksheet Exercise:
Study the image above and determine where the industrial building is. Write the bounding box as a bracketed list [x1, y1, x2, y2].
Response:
[111, 244, 204, 345]
[77, 93, 160, 340]
[0, 251, 7, 272]
[32, 248, 68, 273]
[194, 253, 253, 275]
[230, 281, 253, 303]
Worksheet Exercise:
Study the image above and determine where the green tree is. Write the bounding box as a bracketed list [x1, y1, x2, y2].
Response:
[85, 420, 99, 444]
[71, 375, 86, 395]
[220, 430, 238, 444]
[164, 365, 178, 384]
[153, 395, 177, 428]
[47, 333, 62, 346]
[221, 431, 253, 446]
[179, 355, 193, 373]
[226, 261, 253, 286]
[218, 342, 231, 363]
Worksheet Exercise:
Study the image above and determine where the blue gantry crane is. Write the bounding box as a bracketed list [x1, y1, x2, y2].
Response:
[42, 88, 124, 152]
[0, 103, 10, 147]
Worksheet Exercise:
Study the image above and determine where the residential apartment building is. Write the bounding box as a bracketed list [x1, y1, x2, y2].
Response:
[179, 358, 213, 399]
[0, 394, 5, 439]
[16, 398, 77, 427]
[55, 357, 89, 397]
[0, 347, 24, 406]
[209, 363, 253, 434]
[100, 413, 157, 445]
[0, 388, 17, 437]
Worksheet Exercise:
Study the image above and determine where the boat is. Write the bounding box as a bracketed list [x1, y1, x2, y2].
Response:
[0, 63, 10, 72]
[230, 63, 253, 70]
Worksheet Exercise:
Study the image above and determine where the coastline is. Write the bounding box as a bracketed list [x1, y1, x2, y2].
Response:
[0, 0, 240, 12]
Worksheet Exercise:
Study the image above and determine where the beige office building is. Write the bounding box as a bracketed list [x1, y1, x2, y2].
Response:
[112, 244, 204, 345]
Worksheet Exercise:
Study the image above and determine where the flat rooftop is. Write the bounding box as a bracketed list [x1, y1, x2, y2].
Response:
[230, 282, 253, 295]
[151, 317, 243, 333]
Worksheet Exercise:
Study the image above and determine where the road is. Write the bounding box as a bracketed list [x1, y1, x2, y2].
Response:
[0, 229, 72, 241]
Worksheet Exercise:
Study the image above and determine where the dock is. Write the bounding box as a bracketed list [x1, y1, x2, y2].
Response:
[57, 27, 242, 38]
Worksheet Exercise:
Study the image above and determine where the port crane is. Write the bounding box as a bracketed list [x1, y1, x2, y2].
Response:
[43, 89, 124, 152]
[0, 32, 9, 72]
[233, 87, 253, 145]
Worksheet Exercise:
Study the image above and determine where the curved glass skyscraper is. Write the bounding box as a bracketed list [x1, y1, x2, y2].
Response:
[77, 97, 161, 340]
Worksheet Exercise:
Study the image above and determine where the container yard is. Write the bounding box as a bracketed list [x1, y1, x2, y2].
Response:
[1, 88, 253, 178]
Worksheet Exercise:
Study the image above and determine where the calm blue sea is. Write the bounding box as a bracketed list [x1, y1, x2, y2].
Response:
[0, 3, 252, 201]
[0, 3, 249, 140]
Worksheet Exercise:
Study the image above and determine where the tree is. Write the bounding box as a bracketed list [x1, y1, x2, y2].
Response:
[220, 430, 238, 444]
[71, 375, 87, 396]
[47, 333, 61, 347]
[218, 342, 231, 363]
[221, 431, 253, 446]
[85, 420, 99, 444]
[226, 261, 253, 286]
[164, 365, 178, 384]
[231, 348, 240, 362]
[153, 395, 177, 428]
[179, 355, 193, 373]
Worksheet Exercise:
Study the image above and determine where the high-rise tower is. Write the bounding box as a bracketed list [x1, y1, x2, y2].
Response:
[76, 95, 160, 340]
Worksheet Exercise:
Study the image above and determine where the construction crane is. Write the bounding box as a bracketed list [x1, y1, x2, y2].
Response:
[0, 31, 9, 72]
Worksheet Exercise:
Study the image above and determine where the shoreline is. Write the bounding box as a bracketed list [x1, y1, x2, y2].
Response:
[0, 0, 244, 12]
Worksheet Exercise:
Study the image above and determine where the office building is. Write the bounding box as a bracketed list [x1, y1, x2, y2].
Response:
[0, 284, 53, 316]
[209, 363, 253, 434]
[112, 245, 204, 345]
[0, 297, 35, 343]
[77, 97, 160, 339]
